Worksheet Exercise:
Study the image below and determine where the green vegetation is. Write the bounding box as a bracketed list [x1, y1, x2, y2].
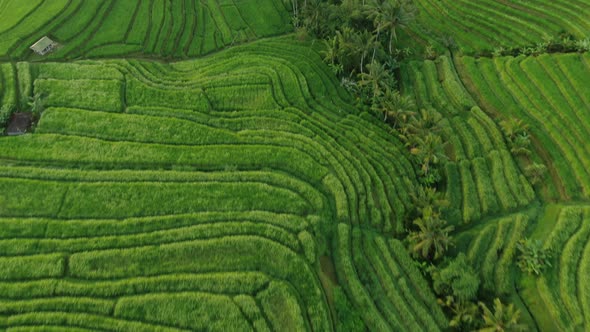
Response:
[432, 253, 479, 302]
[0, 0, 589, 330]
[519, 205, 590, 331]
[0, 35, 429, 331]
[402, 57, 535, 224]
[0, 0, 292, 60]
[408, 206, 454, 260]
[516, 239, 552, 276]
[457, 53, 590, 201]
[407, 0, 590, 56]
[478, 298, 527, 332]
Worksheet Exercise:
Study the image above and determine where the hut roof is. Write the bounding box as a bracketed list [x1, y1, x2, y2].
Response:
[30, 36, 56, 55]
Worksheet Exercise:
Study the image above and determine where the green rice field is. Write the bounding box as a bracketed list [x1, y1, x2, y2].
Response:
[0, 0, 589, 330]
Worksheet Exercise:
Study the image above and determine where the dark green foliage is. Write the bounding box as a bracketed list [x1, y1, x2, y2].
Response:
[432, 253, 480, 302]
[438, 296, 480, 330]
[524, 163, 548, 185]
[0, 104, 14, 134]
[333, 286, 366, 332]
[408, 206, 454, 260]
[478, 298, 528, 332]
[516, 238, 552, 276]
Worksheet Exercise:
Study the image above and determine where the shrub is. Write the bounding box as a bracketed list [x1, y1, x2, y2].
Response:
[333, 286, 366, 332]
[478, 298, 527, 332]
[516, 238, 552, 276]
[524, 162, 547, 185]
[432, 253, 480, 302]
[0, 104, 15, 133]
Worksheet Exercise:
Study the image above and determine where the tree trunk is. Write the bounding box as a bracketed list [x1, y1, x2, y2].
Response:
[360, 53, 365, 73]
[372, 29, 380, 63]
[389, 33, 393, 54]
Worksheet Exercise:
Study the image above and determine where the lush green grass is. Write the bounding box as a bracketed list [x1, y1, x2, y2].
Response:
[3, 0, 588, 330]
[456, 213, 528, 295]
[457, 53, 590, 200]
[402, 56, 534, 225]
[0, 38, 425, 331]
[407, 0, 590, 55]
[335, 224, 447, 331]
[515, 205, 590, 332]
[0, 0, 292, 60]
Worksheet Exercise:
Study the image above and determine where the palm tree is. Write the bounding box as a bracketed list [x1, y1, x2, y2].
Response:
[365, 0, 417, 54]
[338, 0, 366, 25]
[499, 118, 528, 142]
[408, 206, 454, 260]
[301, 0, 326, 36]
[357, 60, 392, 101]
[291, 0, 300, 27]
[478, 299, 528, 332]
[510, 132, 532, 156]
[335, 27, 358, 72]
[516, 238, 552, 275]
[355, 30, 378, 73]
[321, 36, 340, 66]
[524, 162, 547, 185]
[438, 296, 480, 330]
[405, 107, 443, 137]
[409, 132, 448, 176]
[410, 186, 448, 215]
[375, 88, 415, 125]
[28, 93, 45, 119]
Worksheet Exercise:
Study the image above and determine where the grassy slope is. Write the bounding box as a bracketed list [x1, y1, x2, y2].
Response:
[0, 37, 449, 331]
[0, 0, 292, 60]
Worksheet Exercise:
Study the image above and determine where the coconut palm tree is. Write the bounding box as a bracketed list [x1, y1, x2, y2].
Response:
[335, 27, 359, 72]
[409, 132, 448, 176]
[439, 296, 480, 330]
[516, 238, 552, 275]
[375, 88, 415, 125]
[510, 132, 532, 156]
[321, 35, 341, 72]
[408, 206, 454, 260]
[478, 299, 528, 332]
[354, 30, 378, 73]
[358, 60, 392, 101]
[365, 0, 417, 54]
[301, 0, 327, 36]
[405, 107, 443, 137]
[499, 118, 528, 142]
[337, 0, 366, 26]
[410, 186, 448, 216]
[27, 93, 45, 119]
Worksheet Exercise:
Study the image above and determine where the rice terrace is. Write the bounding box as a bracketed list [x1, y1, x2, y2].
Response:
[0, 0, 589, 331]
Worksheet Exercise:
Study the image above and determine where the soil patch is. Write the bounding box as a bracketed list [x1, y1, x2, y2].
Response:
[318, 255, 339, 325]
[320, 255, 338, 285]
[6, 112, 32, 135]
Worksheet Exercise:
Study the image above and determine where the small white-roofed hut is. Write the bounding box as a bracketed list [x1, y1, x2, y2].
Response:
[30, 36, 57, 55]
